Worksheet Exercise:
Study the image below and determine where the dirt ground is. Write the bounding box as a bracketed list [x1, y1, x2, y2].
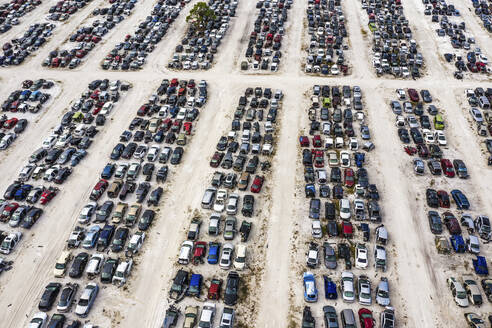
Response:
[0, 0, 492, 327]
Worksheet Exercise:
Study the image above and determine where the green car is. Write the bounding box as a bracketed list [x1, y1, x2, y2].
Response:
[434, 114, 445, 130]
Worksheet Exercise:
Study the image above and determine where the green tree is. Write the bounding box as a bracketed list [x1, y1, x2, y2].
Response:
[186, 2, 216, 31]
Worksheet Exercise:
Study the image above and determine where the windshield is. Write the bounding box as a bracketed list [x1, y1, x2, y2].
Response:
[457, 291, 466, 299]
[55, 263, 65, 269]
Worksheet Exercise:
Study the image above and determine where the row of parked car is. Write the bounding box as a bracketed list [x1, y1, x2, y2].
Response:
[45, 0, 137, 69]
[469, 0, 492, 33]
[462, 87, 492, 165]
[421, 0, 489, 79]
[241, 0, 292, 72]
[0, 80, 129, 260]
[27, 79, 208, 326]
[46, 0, 92, 22]
[360, 0, 425, 78]
[0, 79, 55, 151]
[169, 0, 237, 70]
[1, 22, 55, 66]
[304, 0, 349, 76]
[300, 85, 394, 328]
[163, 87, 282, 327]
[0, 0, 42, 34]
[102, 0, 185, 70]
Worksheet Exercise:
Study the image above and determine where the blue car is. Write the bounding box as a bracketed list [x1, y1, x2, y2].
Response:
[323, 275, 337, 300]
[451, 189, 470, 210]
[450, 235, 465, 253]
[14, 184, 33, 201]
[473, 256, 488, 275]
[187, 274, 202, 297]
[101, 163, 115, 179]
[305, 184, 315, 197]
[303, 272, 318, 302]
[208, 242, 220, 264]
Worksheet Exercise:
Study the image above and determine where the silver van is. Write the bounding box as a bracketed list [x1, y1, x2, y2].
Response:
[201, 188, 217, 209]
[479, 96, 490, 109]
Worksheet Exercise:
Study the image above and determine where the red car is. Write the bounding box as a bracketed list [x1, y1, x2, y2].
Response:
[137, 105, 149, 116]
[344, 168, 355, 187]
[161, 118, 172, 131]
[341, 220, 353, 238]
[208, 278, 222, 300]
[1, 202, 19, 221]
[210, 151, 224, 168]
[250, 175, 264, 193]
[440, 159, 455, 178]
[437, 190, 450, 208]
[192, 241, 206, 265]
[443, 212, 461, 235]
[183, 122, 192, 135]
[417, 144, 429, 158]
[312, 135, 322, 148]
[407, 88, 419, 102]
[3, 117, 18, 129]
[90, 179, 108, 201]
[313, 150, 324, 168]
[299, 136, 309, 147]
[40, 187, 58, 205]
[170, 78, 178, 87]
[358, 308, 375, 328]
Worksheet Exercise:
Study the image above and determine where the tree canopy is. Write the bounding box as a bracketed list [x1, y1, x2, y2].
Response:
[186, 2, 216, 31]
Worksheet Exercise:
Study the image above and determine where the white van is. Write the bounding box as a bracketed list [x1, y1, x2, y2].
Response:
[86, 254, 104, 278]
[233, 244, 247, 270]
[178, 241, 194, 265]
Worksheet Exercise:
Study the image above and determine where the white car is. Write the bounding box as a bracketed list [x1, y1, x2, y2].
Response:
[18, 164, 36, 181]
[0, 231, 22, 254]
[214, 189, 228, 212]
[407, 115, 419, 128]
[112, 258, 133, 286]
[114, 163, 128, 179]
[447, 277, 469, 307]
[75, 283, 99, 317]
[339, 199, 351, 219]
[226, 193, 239, 215]
[434, 131, 447, 146]
[54, 250, 72, 277]
[55, 133, 72, 148]
[126, 231, 146, 255]
[0, 133, 16, 150]
[233, 244, 247, 270]
[199, 303, 216, 327]
[147, 146, 160, 162]
[28, 312, 48, 328]
[42, 135, 58, 149]
[86, 253, 104, 278]
[340, 151, 350, 167]
[341, 271, 355, 303]
[396, 88, 406, 99]
[395, 115, 405, 127]
[349, 137, 358, 151]
[322, 122, 331, 135]
[219, 243, 234, 269]
[100, 102, 113, 115]
[358, 275, 372, 305]
[312, 220, 322, 238]
[467, 235, 480, 254]
[78, 202, 97, 224]
[355, 243, 368, 269]
[422, 129, 435, 144]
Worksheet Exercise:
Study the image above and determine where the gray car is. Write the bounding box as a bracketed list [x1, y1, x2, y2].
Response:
[75, 282, 99, 317]
[376, 277, 390, 306]
[340, 308, 356, 328]
[323, 305, 339, 328]
[323, 242, 337, 269]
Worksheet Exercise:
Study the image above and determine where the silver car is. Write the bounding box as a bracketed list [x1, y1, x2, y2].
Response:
[75, 282, 99, 317]
[376, 277, 390, 306]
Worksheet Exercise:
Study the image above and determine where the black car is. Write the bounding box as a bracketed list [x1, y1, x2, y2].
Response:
[217, 136, 228, 151]
[325, 202, 336, 220]
[57, 283, 78, 312]
[410, 128, 423, 144]
[427, 211, 443, 234]
[453, 159, 468, 178]
[111, 227, 129, 252]
[68, 252, 89, 278]
[95, 201, 114, 222]
[97, 224, 115, 250]
[21, 207, 43, 229]
[14, 119, 28, 133]
[398, 128, 410, 143]
[4, 182, 21, 200]
[170, 147, 184, 165]
[224, 271, 239, 306]
[110, 143, 125, 160]
[121, 142, 137, 159]
[100, 258, 118, 283]
[138, 209, 155, 231]
[54, 167, 72, 184]
[241, 195, 254, 217]
[330, 167, 341, 183]
[47, 313, 66, 328]
[38, 282, 62, 311]
[147, 187, 163, 206]
[426, 188, 439, 208]
[302, 306, 315, 328]
[136, 182, 151, 203]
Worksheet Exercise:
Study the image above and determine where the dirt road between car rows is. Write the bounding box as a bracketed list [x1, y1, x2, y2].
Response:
[0, 0, 491, 326]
